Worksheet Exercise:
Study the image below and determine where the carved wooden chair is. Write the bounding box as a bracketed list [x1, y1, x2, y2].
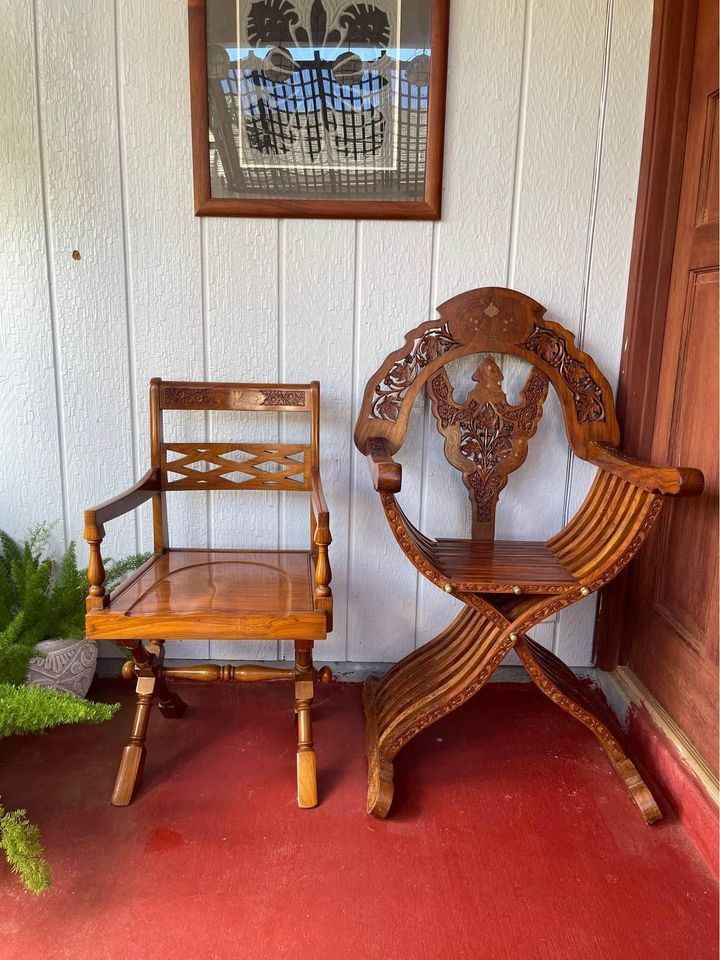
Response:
[354, 288, 703, 823]
[84, 380, 332, 809]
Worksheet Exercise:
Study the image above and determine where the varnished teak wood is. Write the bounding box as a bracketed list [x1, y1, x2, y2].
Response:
[85, 379, 333, 809]
[597, 0, 719, 772]
[355, 287, 703, 823]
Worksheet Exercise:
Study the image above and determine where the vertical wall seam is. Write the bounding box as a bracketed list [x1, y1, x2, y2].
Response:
[554, 0, 614, 656]
[345, 219, 362, 660]
[113, 0, 140, 551]
[31, 0, 70, 547]
[505, 0, 533, 290]
[578, 0, 614, 353]
[414, 221, 440, 650]
[277, 218, 286, 548]
[559, 0, 614, 527]
[276, 219, 286, 658]
[200, 217, 212, 548]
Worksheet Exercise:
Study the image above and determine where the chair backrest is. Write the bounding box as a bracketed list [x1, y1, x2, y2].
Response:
[150, 379, 319, 492]
[355, 287, 619, 537]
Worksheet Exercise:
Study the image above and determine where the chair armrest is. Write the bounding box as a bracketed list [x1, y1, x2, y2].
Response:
[83, 468, 161, 611]
[588, 442, 704, 497]
[310, 469, 330, 538]
[365, 438, 402, 493]
[83, 467, 161, 533]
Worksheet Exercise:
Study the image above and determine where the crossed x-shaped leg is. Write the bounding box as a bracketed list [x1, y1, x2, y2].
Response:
[363, 601, 660, 823]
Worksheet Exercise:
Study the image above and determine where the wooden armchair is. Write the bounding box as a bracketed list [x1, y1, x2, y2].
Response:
[84, 380, 332, 808]
[354, 288, 704, 823]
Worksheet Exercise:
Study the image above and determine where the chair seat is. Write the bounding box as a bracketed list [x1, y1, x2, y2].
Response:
[432, 539, 579, 594]
[86, 549, 328, 641]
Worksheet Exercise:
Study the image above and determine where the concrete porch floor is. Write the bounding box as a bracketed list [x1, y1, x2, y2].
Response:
[1, 680, 717, 959]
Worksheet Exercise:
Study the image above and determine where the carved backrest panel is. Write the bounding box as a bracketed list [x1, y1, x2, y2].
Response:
[158, 381, 314, 412]
[151, 379, 320, 492]
[426, 357, 549, 537]
[355, 288, 619, 461]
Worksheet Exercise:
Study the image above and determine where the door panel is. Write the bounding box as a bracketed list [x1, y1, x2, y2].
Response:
[652, 269, 718, 658]
[599, 0, 719, 772]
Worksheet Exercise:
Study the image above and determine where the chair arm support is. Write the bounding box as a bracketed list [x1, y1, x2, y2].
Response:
[310, 469, 331, 538]
[588, 442, 704, 497]
[365, 437, 402, 493]
[83, 467, 161, 610]
[310, 471, 332, 616]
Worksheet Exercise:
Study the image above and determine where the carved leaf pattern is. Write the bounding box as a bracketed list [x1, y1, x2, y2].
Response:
[260, 390, 306, 406]
[371, 323, 461, 421]
[521, 324, 605, 423]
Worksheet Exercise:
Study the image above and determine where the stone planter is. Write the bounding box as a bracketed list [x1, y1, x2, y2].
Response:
[26, 638, 98, 698]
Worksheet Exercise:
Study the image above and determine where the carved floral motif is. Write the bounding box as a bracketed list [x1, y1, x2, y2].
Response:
[521, 324, 605, 423]
[427, 358, 548, 525]
[371, 323, 460, 421]
[260, 390, 306, 406]
[162, 386, 217, 407]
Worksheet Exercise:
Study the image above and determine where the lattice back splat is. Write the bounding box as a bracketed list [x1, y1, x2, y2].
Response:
[427, 357, 549, 538]
[354, 286, 704, 824]
[83, 378, 333, 811]
[163, 443, 311, 491]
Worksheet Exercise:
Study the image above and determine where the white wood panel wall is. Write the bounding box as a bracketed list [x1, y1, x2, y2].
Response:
[0, 0, 652, 665]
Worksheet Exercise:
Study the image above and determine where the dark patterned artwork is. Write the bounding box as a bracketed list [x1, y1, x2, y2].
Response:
[196, 0, 448, 214]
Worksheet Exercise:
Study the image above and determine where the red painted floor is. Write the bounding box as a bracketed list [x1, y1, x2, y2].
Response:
[1, 680, 717, 960]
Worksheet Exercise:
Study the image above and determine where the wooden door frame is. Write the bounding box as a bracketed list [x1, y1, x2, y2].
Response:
[594, 0, 699, 670]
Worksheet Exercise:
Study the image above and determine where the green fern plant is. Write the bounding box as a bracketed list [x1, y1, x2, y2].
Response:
[0, 807, 51, 894]
[0, 525, 148, 893]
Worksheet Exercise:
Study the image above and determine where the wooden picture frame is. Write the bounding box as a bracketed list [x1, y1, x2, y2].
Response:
[188, 0, 450, 219]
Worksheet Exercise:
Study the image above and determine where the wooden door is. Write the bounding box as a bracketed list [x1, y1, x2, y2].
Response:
[596, 0, 719, 772]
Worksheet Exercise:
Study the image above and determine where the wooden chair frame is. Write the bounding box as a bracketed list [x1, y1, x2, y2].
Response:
[354, 288, 703, 822]
[84, 379, 332, 808]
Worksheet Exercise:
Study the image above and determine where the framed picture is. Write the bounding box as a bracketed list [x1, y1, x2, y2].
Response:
[188, 0, 450, 219]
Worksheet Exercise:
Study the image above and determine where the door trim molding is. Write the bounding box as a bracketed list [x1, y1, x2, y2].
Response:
[595, 0, 699, 669]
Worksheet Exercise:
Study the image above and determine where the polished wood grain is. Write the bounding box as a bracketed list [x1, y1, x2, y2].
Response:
[85, 379, 332, 808]
[87, 550, 328, 641]
[187, 0, 450, 220]
[596, 0, 699, 670]
[355, 287, 703, 823]
[432, 539, 576, 593]
[598, 0, 719, 772]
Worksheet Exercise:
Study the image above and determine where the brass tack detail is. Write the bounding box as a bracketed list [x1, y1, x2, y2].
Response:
[580, 587, 591, 597]
[509, 632, 518, 641]
[444, 583, 454, 593]
[512, 585, 522, 595]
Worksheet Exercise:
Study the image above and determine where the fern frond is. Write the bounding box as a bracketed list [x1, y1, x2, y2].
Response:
[0, 683, 118, 738]
[0, 807, 51, 894]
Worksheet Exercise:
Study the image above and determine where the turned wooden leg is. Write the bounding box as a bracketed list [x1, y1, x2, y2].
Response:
[147, 641, 187, 719]
[112, 641, 161, 806]
[514, 634, 662, 825]
[295, 640, 317, 809]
